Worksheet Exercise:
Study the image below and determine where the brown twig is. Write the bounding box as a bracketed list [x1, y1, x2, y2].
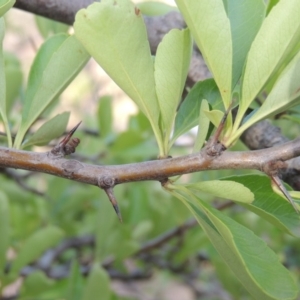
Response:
[0, 139, 299, 187]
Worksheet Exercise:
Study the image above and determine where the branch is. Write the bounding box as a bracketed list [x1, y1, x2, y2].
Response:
[13, 0, 97, 25]
[12, 0, 300, 190]
[241, 120, 300, 190]
[0, 139, 299, 187]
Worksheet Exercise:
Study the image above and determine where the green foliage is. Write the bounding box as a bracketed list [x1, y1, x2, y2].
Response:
[14, 34, 90, 148]
[193, 99, 210, 152]
[22, 112, 70, 148]
[0, 0, 299, 299]
[175, 0, 232, 109]
[137, 1, 178, 16]
[155, 28, 192, 151]
[185, 180, 254, 204]
[74, 0, 164, 154]
[0, 0, 15, 17]
[4, 52, 22, 114]
[35, 15, 69, 38]
[224, 175, 300, 237]
[172, 79, 221, 144]
[98, 96, 113, 139]
[0, 18, 12, 146]
[11, 225, 64, 274]
[0, 191, 9, 272]
[82, 265, 112, 300]
[173, 190, 298, 300]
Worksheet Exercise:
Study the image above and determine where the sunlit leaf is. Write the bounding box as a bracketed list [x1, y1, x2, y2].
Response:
[236, 0, 300, 126]
[74, 0, 163, 153]
[35, 15, 69, 38]
[137, 1, 178, 16]
[193, 99, 210, 152]
[223, 0, 265, 87]
[0, 18, 12, 146]
[266, 0, 280, 15]
[222, 175, 300, 237]
[22, 112, 70, 148]
[172, 79, 221, 143]
[0, 0, 15, 17]
[197, 198, 298, 300]
[175, 0, 232, 108]
[186, 180, 254, 203]
[14, 34, 89, 148]
[204, 109, 223, 128]
[238, 51, 300, 135]
[174, 190, 298, 300]
[155, 28, 192, 150]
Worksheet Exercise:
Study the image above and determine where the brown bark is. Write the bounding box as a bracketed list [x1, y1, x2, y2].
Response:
[0, 139, 299, 186]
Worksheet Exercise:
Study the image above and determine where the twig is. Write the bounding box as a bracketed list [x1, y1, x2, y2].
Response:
[0, 139, 299, 187]
[136, 219, 197, 255]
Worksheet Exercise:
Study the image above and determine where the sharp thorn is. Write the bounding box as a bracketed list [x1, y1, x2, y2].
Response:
[271, 175, 299, 213]
[104, 188, 123, 222]
[59, 121, 82, 146]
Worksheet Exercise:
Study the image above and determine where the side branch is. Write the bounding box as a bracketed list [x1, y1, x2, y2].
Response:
[0, 138, 299, 186]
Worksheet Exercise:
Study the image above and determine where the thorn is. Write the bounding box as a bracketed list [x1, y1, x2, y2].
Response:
[51, 121, 82, 156]
[59, 121, 82, 147]
[104, 187, 123, 222]
[271, 175, 299, 213]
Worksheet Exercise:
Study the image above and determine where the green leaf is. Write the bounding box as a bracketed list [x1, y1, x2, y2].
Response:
[174, 190, 298, 300]
[204, 109, 223, 128]
[186, 180, 254, 203]
[82, 265, 111, 300]
[0, 0, 15, 17]
[0, 18, 12, 146]
[222, 175, 300, 237]
[223, 0, 265, 87]
[175, 0, 232, 108]
[95, 199, 117, 261]
[266, 0, 280, 15]
[35, 15, 69, 38]
[74, 0, 163, 154]
[193, 99, 210, 152]
[154, 28, 192, 150]
[196, 198, 298, 300]
[98, 96, 112, 139]
[14, 34, 89, 149]
[4, 52, 23, 114]
[0, 191, 9, 272]
[236, 0, 300, 127]
[238, 51, 300, 135]
[137, 1, 178, 16]
[22, 271, 54, 297]
[22, 112, 70, 148]
[65, 261, 84, 300]
[11, 226, 64, 273]
[172, 79, 221, 143]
